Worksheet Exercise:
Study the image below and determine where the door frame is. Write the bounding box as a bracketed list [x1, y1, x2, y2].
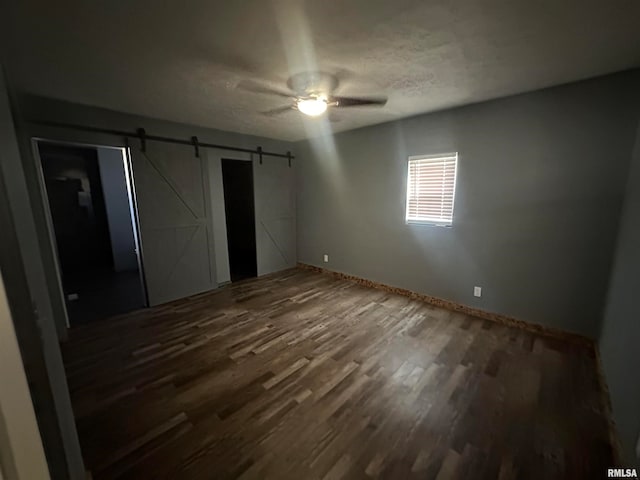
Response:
[31, 138, 148, 328]
[0, 151, 59, 480]
[221, 157, 258, 281]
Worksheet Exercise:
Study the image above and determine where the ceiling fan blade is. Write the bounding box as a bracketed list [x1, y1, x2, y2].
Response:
[237, 80, 296, 99]
[332, 96, 387, 107]
[261, 105, 295, 116]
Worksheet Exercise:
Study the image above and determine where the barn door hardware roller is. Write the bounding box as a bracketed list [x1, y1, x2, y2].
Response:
[137, 128, 147, 152]
[192, 136, 200, 158]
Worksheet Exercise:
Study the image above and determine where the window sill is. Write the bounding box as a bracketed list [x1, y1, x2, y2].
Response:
[406, 221, 452, 228]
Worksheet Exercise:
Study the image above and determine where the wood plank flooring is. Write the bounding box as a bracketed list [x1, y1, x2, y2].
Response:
[62, 268, 613, 479]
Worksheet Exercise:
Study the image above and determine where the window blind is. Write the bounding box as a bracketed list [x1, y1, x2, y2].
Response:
[406, 153, 458, 225]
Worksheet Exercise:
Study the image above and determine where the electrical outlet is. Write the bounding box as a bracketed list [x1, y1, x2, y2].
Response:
[323, 254, 329, 263]
[473, 286, 482, 298]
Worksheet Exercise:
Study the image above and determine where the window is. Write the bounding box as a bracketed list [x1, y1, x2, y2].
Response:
[405, 153, 458, 226]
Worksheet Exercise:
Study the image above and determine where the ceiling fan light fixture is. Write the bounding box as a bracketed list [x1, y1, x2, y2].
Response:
[297, 97, 328, 116]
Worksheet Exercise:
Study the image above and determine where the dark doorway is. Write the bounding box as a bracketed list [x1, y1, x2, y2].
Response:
[222, 159, 257, 282]
[38, 141, 146, 325]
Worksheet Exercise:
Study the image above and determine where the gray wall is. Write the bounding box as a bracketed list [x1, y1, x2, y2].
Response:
[96, 147, 138, 272]
[599, 120, 640, 467]
[296, 70, 640, 337]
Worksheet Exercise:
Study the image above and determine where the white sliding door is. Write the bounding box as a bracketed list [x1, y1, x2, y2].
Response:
[130, 142, 216, 305]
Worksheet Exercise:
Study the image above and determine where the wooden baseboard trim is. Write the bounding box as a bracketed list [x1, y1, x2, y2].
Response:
[297, 262, 624, 462]
[297, 262, 592, 348]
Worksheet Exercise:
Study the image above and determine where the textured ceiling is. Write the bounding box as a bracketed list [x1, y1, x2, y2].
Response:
[2, 0, 640, 141]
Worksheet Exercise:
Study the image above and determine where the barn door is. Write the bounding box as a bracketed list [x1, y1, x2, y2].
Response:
[129, 141, 216, 306]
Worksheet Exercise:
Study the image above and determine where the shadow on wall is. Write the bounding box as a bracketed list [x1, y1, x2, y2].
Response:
[598, 121, 640, 467]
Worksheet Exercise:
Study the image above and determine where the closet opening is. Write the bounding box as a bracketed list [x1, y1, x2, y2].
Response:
[221, 158, 257, 282]
[35, 140, 147, 325]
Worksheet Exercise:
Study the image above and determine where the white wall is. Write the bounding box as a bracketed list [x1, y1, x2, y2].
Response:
[0, 271, 50, 480]
[97, 146, 138, 272]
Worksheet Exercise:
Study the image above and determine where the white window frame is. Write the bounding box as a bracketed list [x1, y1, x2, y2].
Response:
[405, 152, 458, 227]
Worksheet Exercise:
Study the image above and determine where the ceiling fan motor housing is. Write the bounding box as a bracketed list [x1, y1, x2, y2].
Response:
[287, 71, 338, 98]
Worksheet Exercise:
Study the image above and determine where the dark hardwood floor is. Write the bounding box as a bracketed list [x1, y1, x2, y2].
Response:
[62, 268, 613, 479]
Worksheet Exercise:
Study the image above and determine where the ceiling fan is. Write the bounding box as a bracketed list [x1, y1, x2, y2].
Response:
[238, 71, 387, 117]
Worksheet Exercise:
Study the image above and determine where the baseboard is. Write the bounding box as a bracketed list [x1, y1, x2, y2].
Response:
[296, 262, 621, 463]
[297, 262, 592, 348]
[297, 261, 625, 458]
